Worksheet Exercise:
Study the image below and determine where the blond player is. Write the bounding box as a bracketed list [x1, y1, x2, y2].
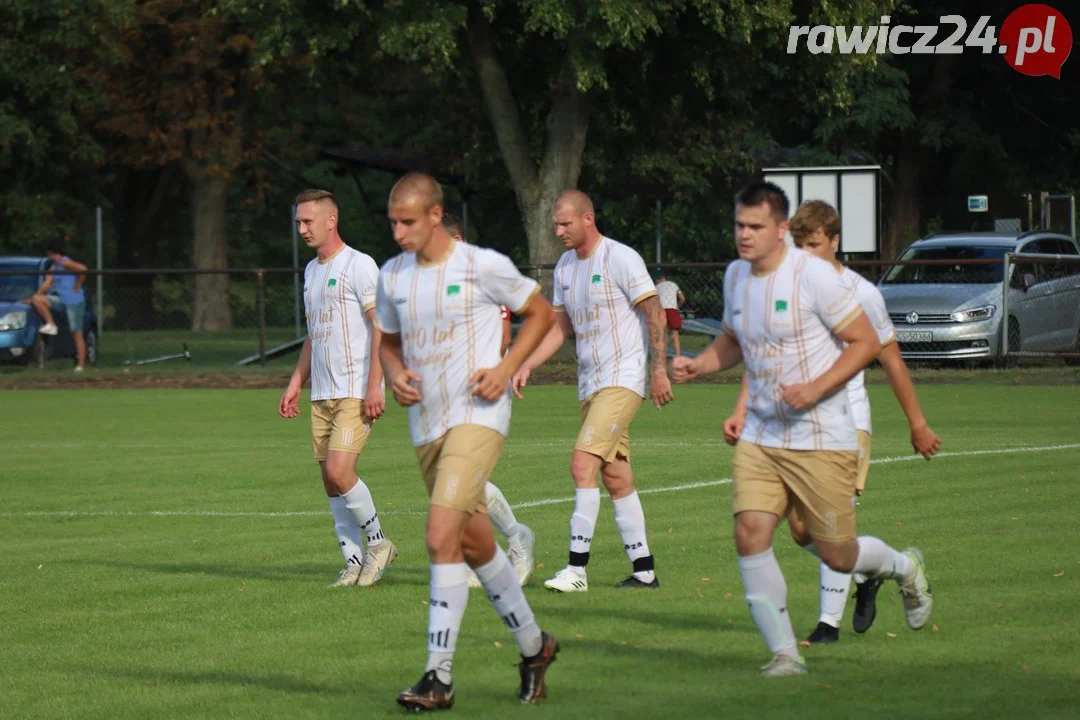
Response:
[377, 173, 559, 710]
[278, 189, 397, 588]
[672, 182, 933, 677]
[724, 199, 942, 644]
[441, 212, 537, 587]
[512, 189, 674, 593]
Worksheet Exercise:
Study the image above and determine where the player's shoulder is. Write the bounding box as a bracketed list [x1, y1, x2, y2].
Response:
[604, 236, 644, 264]
[844, 267, 884, 303]
[471, 244, 517, 271]
[723, 258, 751, 284]
[378, 252, 413, 277]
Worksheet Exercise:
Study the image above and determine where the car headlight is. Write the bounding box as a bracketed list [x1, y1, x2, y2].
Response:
[0, 311, 27, 331]
[950, 305, 995, 323]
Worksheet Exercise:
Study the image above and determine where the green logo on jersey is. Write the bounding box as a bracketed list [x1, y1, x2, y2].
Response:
[775, 300, 788, 312]
[327, 278, 337, 288]
[591, 274, 602, 284]
[447, 284, 461, 296]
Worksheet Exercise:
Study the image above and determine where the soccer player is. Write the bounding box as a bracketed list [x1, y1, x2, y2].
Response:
[512, 189, 674, 592]
[653, 270, 686, 356]
[672, 182, 933, 677]
[377, 173, 559, 710]
[278, 189, 397, 588]
[441, 211, 537, 588]
[722, 199, 942, 644]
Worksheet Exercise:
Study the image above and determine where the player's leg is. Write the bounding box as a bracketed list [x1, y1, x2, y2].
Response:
[312, 401, 365, 586]
[732, 441, 805, 677]
[603, 458, 658, 588]
[788, 508, 847, 644]
[781, 449, 933, 631]
[324, 400, 395, 587]
[850, 430, 884, 633]
[30, 294, 57, 333]
[672, 329, 681, 357]
[484, 481, 536, 586]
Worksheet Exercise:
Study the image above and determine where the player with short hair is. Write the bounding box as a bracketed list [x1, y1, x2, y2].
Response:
[512, 189, 674, 593]
[441, 211, 537, 588]
[279, 189, 397, 588]
[653, 270, 686, 356]
[723, 199, 942, 644]
[378, 173, 559, 710]
[672, 182, 933, 677]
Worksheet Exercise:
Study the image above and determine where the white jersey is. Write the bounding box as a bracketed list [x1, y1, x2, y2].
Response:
[553, 236, 657, 400]
[374, 242, 539, 447]
[303, 245, 380, 401]
[722, 247, 864, 451]
[841, 267, 897, 435]
[655, 280, 681, 310]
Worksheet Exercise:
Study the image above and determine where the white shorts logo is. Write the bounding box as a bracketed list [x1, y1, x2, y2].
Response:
[340, 428, 354, 446]
[444, 474, 460, 499]
[581, 426, 595, 446]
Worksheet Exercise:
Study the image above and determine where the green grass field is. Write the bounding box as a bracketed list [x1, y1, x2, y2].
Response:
[3, 384, 1080, 719]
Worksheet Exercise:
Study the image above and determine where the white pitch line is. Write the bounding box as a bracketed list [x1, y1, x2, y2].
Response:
[3, 442, 1078, 519]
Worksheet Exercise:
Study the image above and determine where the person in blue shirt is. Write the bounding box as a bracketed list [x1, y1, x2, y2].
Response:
[26, 242, 89, 371]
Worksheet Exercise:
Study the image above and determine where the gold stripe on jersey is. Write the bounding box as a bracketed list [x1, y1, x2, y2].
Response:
[464, 245, 477, 426]
[435, 260, 447, 322]
[321, 256, 337, 397]
[407, 260, 422, 327]
[513, 285, 541, 315]
[601, 250, 623, 389]
[832, 306, 863, 334]
[338, 252, 357, 397]
[790, 254, 820, 450]
[630, 289, 657, 306]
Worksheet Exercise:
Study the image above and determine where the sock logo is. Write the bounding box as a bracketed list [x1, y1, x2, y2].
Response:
[624, 541, 645, 551]
[571, 535, 593, 545]
[429, 629, 452, 649]
[430, 599, 449, 609]
[502, 612, 520, 629]
[821, 585, 845, 593]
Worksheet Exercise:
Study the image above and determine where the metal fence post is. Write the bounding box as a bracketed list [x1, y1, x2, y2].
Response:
[257, 269, 267, 366]
[1002, 253, 1011, 358]
[96, 206, 104, 336]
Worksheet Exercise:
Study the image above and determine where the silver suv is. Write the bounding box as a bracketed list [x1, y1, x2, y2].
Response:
[876, 232, 1080, 362]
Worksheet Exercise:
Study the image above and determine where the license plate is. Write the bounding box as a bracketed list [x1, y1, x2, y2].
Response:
[897, 331, 933, 343]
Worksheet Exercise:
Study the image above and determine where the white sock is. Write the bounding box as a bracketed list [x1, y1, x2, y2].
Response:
[853, 536, 913, 581]
[475, 548, 543, 657]
[819, 563, 851, 628]
[568, 487, 600, 571]
[328, 496, 365, 567]
[612, 491, 655, 583]
[343, 477, 385, 547]
[738, 548, 798, 657]
[425, 563, 470, 685]
[485, 482, 520, 539]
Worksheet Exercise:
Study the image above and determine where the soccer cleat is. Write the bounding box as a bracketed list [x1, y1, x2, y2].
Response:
[760, 652, 808, 677]
[328, 564, 363, 588]
[898, 547, 933, 630]
[508, 525, 536, 587]
[357, 539, 397, 587]
[466, 568, 482, 589]
[852, 577, 884, 633]
[39, 323, 58, 336]
[518, 631, 560, 703]
[543, 567, 588, 593]
[396, 670, 454, 711]
[614, 574, 659, 589]
[805, 621, 839, 644]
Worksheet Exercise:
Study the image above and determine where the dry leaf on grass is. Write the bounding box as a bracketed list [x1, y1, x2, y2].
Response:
[493, 641, 503, 649]
[1053, 571, 1065, 577]
[799, 640, 811, 648]
[932, 624, 940, 632]
[886, 632, 898, 638]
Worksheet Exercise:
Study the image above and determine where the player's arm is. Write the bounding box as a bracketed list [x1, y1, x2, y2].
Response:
[499, 293, 554, 381]
[878, 341, 941, 459]
[673, 330, 743, 382]
[518, 308, 571, 373]
[363, 307, 386, 419]
[781, 311, 880, 410]
[635, 294, 674, 406]
[500, 308, 512, 356]
[279, 337, 311, 418]
[379, 330, 422, 407]
[677, 289, 686, 307]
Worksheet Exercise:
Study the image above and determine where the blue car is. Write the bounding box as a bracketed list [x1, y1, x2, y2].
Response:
[0, 256, 98, 367]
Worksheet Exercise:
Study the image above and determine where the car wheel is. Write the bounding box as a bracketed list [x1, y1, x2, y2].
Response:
[85, 327, 99, 366]
[30, 334, 47, 369]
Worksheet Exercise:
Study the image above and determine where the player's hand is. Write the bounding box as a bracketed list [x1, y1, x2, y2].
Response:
[779, 382, 823, 411]
[722, 413, 745, 446]
[363, 382, 386, 421]
[511, 366, 532, 399]
[278, 382, 301, 419]
[910, 422, 941, 460]
[650, 367, 674, 408]
[671, 355, 698, 383]
[390, 369, 423, 407]
[470, 366, 510, 402]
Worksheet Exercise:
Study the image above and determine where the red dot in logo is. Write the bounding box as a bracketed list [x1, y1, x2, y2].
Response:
[999, 4, 1072, 78]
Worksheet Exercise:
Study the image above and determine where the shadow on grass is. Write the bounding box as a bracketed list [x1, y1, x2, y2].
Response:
[78, 664, 354, 696]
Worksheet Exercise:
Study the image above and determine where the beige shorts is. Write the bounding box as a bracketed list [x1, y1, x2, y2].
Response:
[311, 399, 373, 461]
[854, 430, 872, 494]
[732, 440, 860, 543]
[414, 424, 505, 515]
[575, 387, 643, 463]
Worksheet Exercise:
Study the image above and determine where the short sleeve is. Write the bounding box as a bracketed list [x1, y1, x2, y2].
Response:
[806, 259, 862, 333]
[858, 281, 896, 346]
[479, 249, 539, 315]
[552, 259, 566, 311]
[721, 263, 740, 337]
[354, 255, 379, 312]
[374, 268, 400, 334]
[611, 245, 656, 306]
[500, 305, 510, 321]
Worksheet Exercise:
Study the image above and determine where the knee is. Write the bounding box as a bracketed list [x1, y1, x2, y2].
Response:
[323, 465, 354, 494]
[425, 524, 452, 559]
[817, 542, 857, 573]
[734, 515, 772, 556]
[600, 463, 633, 499]
[569, 454, 597, 487]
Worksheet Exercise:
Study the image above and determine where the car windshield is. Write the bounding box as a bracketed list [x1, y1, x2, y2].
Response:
[0, 264, 40, 302]
[880, 245, 1007, 284]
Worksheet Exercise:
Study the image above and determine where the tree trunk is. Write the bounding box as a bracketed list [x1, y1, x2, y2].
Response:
[113, 166, 177, 329]
[188, 169, 232, 331]
[884, 142, 922, 261]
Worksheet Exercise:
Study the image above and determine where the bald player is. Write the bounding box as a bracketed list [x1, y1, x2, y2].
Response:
[378, 173, 560, 710]
[513, 189, 674, 593]
[442, 211, 538, 589]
